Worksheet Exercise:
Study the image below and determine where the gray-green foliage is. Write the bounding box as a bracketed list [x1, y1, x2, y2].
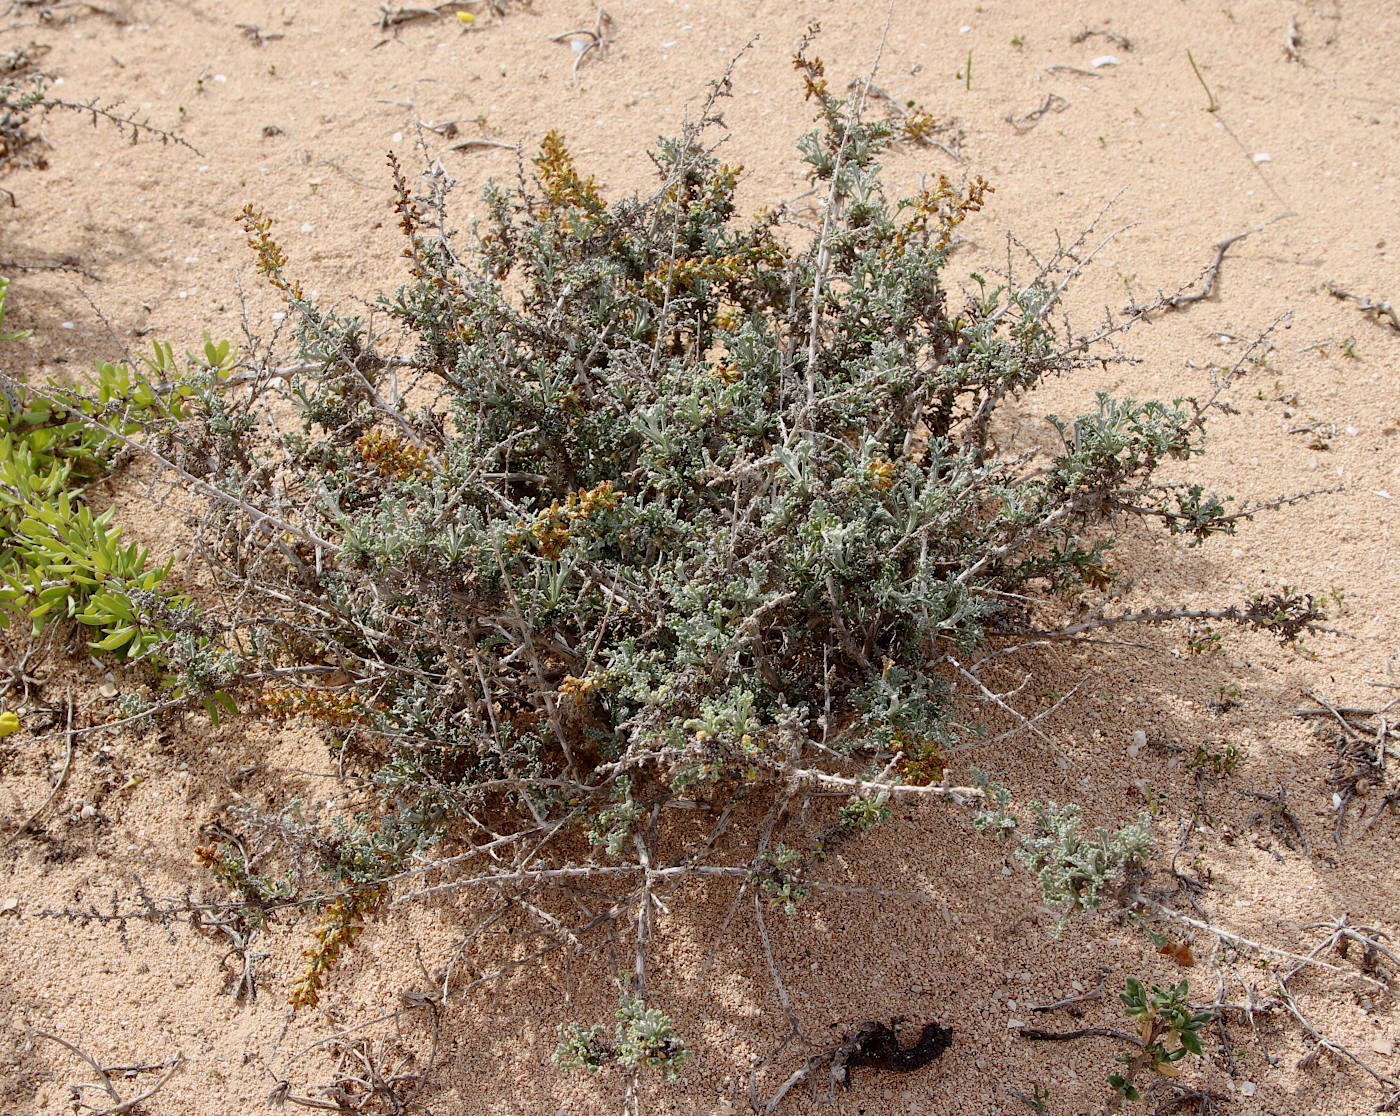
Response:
[1, 42, 192, 186]
[1016, 801, 1152, 926]
[159, 44, 1261, 1032]
[555, 997, 688, 1082]
[203, 61, 1237, 824]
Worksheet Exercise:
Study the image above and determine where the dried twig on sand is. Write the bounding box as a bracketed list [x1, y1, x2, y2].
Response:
[1071, 26, 1133, 51]
[27, 1031, 181, 1116]
[550, 7, 614, 83]
[1323, 280, 1400, 332]
[752, 1019, 952, 1115]
[1296, 691, 1400, 847]
[1007, 92, 1068, 132]
[1139, 212, 1295, 311]
[1284, 17, 1303, 62]
[375, 1, 480, 31]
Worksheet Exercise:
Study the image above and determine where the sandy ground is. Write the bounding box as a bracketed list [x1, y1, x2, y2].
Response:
[1, 1, 1399, 1113]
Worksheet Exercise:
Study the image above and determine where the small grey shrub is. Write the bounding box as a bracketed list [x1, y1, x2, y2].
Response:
[85, 33, 1316, 1068]
[1016, 801, 1153, 927]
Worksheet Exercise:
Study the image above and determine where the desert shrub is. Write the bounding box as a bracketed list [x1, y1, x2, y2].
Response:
[1107, 978, 1212, 1103]
[555, 995, 689, 1081]
[78, 40, 1319, 1067]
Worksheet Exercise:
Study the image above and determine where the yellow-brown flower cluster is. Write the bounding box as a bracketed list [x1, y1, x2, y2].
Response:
[712, 306, 743, 332]
[291, 884, 388, 1010]
[641, 243, 786, 304]
[536, 130, 606, 216]
[355, 428, 432, 480]
[866, 457, 896, 491]
[559, 669, 620, 702]
[792, 23, 830, 103]
[515, 480, 620, 560]
[900, 111, 944, 146]
[238, 205, 304, 301]
[261, 686, 369, 727]
[894, 174, 994, 253]
[559, 674, 596, 700]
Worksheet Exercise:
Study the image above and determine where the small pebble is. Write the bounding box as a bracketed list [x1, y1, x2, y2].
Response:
[1091, 55, 1120, 67]
[1240, 1082, 1257, 1097]
[1252, 153, 1271, 163]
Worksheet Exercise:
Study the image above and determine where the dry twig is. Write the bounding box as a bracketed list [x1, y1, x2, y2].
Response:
[1239, 784, 1308, 852]
[1007, 93, 1068, 133]
[375, 1, 480, 30]
[1296, 691, 1399, 847]
[1144, 212, 1295, 311]
[1323, 280, 1400, 332]
[550, 7, 614, 83]
[1284, 16, 1303, 62]
[1275, 978, 1400, 1107]
[28, 1030, 181, 1116]
[1071, 26, 1133, 51]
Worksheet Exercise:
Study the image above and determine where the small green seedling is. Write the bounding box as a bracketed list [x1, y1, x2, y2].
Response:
[755, 844, 810, 913]
[1186, 50, 1218, 113]
[1189, 742, 1243, 777]
[1108, 978, 1212, 1101]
